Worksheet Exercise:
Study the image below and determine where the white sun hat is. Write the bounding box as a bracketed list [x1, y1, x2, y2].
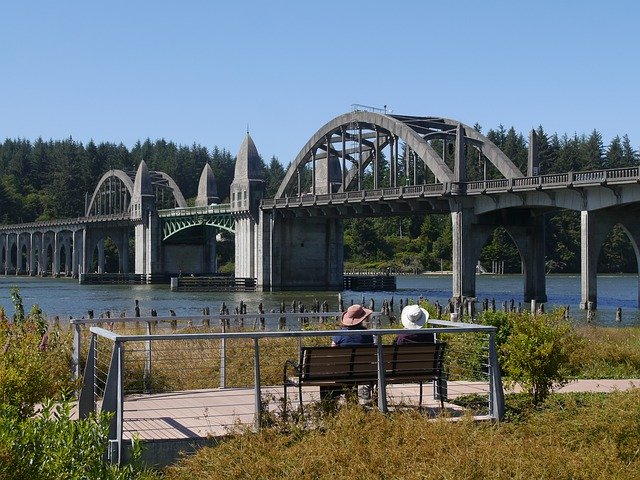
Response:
[400, 304, 429, 329]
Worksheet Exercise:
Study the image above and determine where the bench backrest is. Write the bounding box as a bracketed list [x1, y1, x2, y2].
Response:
[299, 342, 446, 383]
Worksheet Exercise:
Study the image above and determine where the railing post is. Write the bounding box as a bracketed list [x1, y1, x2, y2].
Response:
[144, 321, 152, 393]
[376, 334, 388, 413]
[109, 339, 125, 465]
[220, 320, 227, 388]
[253, 338, 262, 431]
[72, 320, 81, 381]
[488, 331, 505, 421]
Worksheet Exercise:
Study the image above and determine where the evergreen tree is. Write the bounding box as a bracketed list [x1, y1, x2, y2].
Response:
[605, 136, 624, 169]
[535, 126, 558, 175]
[264, 156, 285, 197]
[581, 129, 605, 170]
[621, 134, 638, 166]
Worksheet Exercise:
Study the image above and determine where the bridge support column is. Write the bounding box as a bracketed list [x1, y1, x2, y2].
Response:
[53, 232, 60, 276]
[204, 227, 217, 273]
[451, 207, 490, 302]
[15, 233, 24, 275]
[4, 235, 11, 274]
[507, 215, 547, 303]
[97, 238, 104, 274]
[72, 230, 81, 277]
[581, 210, 604, 310]
[39, 234, 45, 275]
[120, 230, 129, 273]
[258, 211, 343, 291]
[29, 233, 36, 275]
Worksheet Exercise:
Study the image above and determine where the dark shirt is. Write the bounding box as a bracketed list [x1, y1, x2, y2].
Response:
[394, 331, 436, 345]
[332, 327, 374, 346]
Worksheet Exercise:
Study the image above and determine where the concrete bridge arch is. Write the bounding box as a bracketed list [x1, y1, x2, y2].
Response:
[275, 111, 523, 199]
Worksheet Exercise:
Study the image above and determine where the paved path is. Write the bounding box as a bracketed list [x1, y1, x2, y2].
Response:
[507, 378, 640, 394]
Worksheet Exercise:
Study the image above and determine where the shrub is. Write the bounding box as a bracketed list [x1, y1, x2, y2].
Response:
[0, 294, 74, 418]
[0, 400, 153, 480]
[501, 311, 581, 404]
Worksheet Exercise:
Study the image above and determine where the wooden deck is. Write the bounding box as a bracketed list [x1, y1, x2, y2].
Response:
[120, 383, 484, 441]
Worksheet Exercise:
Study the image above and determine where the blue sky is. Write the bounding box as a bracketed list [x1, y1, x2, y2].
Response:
[2, 1, 639, 165]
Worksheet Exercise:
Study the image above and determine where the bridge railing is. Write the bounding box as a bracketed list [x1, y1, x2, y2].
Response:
[259, 165, 640, 210]
[80, 320, 503, 463]
[158, 203, 231, 217]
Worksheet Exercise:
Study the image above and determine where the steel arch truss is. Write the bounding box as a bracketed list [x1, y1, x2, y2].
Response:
[275, 110, 523, 198]
[161, 213, 235, 240]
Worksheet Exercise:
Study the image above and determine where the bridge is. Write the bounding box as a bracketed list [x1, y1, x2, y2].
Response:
[2, 109, 640, 309]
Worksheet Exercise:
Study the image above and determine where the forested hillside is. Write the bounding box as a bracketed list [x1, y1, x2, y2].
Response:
[0, 125, 637, 274]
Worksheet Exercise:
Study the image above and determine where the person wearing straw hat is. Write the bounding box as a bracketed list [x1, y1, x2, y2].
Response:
[395, 304, 435, 345]
[331, 304, 374, 346]
[320, 304, 374, 404]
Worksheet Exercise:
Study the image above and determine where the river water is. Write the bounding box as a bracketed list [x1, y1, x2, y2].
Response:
[0, 273, 638, 327]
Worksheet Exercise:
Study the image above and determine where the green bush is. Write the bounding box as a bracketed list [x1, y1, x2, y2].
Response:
[501, 311, 581, 404]
[0, 400, 153, 480]
[1, 288, 73, 413]
[0, 306, 74, 418]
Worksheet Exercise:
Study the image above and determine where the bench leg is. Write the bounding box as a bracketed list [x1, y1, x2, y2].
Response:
[298, 384, 303, 413]
[434, 377, 447, 410]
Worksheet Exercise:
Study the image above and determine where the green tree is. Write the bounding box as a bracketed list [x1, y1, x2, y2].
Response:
[581, 129, 605, 170]
[605, 136, 624, 169]
[264, 156, 286, 197]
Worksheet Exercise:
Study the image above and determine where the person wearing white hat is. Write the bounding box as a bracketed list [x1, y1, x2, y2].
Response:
[394, 304, 435, 345]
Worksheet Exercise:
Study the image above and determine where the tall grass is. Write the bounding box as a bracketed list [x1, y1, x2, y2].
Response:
[574, 325, 640, 378]
[163, 390, 640, 479]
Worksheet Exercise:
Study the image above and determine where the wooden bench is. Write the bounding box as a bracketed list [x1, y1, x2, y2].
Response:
[283, 342, 446, 413]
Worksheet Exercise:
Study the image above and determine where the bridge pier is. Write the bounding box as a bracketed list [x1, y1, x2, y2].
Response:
[507, 215, 547, 303]
[258, 211, 343, 291]
[581, 208, 640, 309]
[451, 206, 548, 305]
[451, 206, 491, 301]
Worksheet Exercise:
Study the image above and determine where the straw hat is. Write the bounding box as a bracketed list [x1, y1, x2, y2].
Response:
[401, 304, 429, 329]
[341, 304, 373, 326]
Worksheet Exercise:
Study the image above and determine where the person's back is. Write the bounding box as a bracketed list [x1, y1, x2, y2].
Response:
[395, 330, 435, 345]
[331, 304, 374, 346]
[322, 304, 374, 404]
[394, 304, 435, 345]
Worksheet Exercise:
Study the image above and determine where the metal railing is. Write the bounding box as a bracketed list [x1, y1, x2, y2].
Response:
[77, 319, 504, 464]
[261, 166, 640, 209]
[71, 312, 348, 380]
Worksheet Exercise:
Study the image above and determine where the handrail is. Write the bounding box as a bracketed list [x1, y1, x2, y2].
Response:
[70, 312, 351, 380]
[85, 322, 503, 464]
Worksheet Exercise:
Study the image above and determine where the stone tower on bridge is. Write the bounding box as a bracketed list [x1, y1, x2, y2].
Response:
[231, 134, 265, 279]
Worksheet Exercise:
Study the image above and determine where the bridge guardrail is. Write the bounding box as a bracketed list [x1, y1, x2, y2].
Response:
[260, 167, 640, 208]
[158, 204, 231, 217]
